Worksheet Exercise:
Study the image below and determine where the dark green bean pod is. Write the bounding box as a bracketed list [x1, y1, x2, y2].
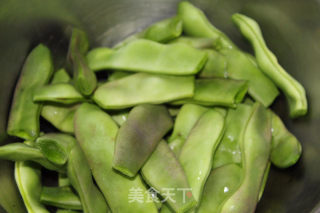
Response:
[0, 143, 65, 172]
[67, 144, 109, 213]
[40, 186, 82, 210]
[179, 109, 225, 202]
[232, 14, 307, 118]
[141, 140, 197, 212]
[270, 112, 302, 168]
[33, 83, 85, 104]
[171, 78, 248, 108]
[93, 73, 194, 109]
[7, 44, 53, 140]
[197, 164, 242, 213]
[15, 161, 49, 213]
[221, 103, 272, 213]
[168, 104, 209, 155]
[114, 104, 173, 177]
[87, 39, 207, 75]
[212, 104, 253, 169]
[68, 28, 97, 96]
[169, 36, 215, 49]
[35, 133, 77, 165]
[74, 103, 158, 213]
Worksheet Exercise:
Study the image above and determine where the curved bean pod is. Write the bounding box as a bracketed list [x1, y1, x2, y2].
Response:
[93, 73, 194, 109]
[33, 83, 85, 104]
[219, 48, 279, 107]
[232, 13, 307, 117]
[141, 141, 197, 212]
[67, 144, 109, 213]
[270, 112, 302, 168]
[168, 104, 209, 155]
[171, 78, 248, 108]
[35, 133, 77, 165]
[15, 161, 49, 213]
[114, 104, 173, 177]
[40, 186, 82, 210]
[212, 104, 252, 169]
[197, 164, 242, 213]
[179, 109, 225, 202]
[86, 47, 114, 71]
[221, 103, 272, 213]
[108, 71, 132, 82]
[177, 1, 234, 49]
[88, 39, 207, 75]
[7, 44, 53, 140]
[74, 103, 158, 213]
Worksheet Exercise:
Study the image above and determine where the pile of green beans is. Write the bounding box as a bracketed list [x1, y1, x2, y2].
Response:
[1, 2, 306, 213]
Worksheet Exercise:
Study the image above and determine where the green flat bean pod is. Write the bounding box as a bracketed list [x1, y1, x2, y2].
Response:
[88, 39, 207, 75]
[198, 50, 228, 78]
[221, 103, 271, 213]
[41, 104, 78, 134]
[169, 36, 215, 49]
[197, 163, 242, 213]
[7, 44, 54, 140]
[219, 48, 279, 107]
[141, 141, 197, 212]
[93, 73, 194, 109]
[114, 16, 183, 49]
[212, 104, 253, 169]
[270, 112, 302, 168]
[114, 104, 173, 177]
[33, 83, 85, 104]
[74, 103, 158, 213]
[56, 210, 80, 213]
[67, 144, 109, 213]
[179, 109, 225, 202]
[51, 68, 71, 84]
[177, 1, 234, 49]
[58, 173, 71, 187]
[259, 162, 271, 201]
[0, 143, 65, 172]
[171, 78, 248, 108]
[110, 110, 129, 126]
[40, 186, 82, 210]
[15, 161, 49, 213]
[86, 47, 114, 71]
[168, 104, 209, 155]
[35, 133, 77, 165]
[141, 16, 183, 43]
[108, 71, 132, 82]
[232, 14, 307, 118]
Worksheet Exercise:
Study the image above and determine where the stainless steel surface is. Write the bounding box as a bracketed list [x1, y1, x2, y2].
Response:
[0, 0, 320, 212]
